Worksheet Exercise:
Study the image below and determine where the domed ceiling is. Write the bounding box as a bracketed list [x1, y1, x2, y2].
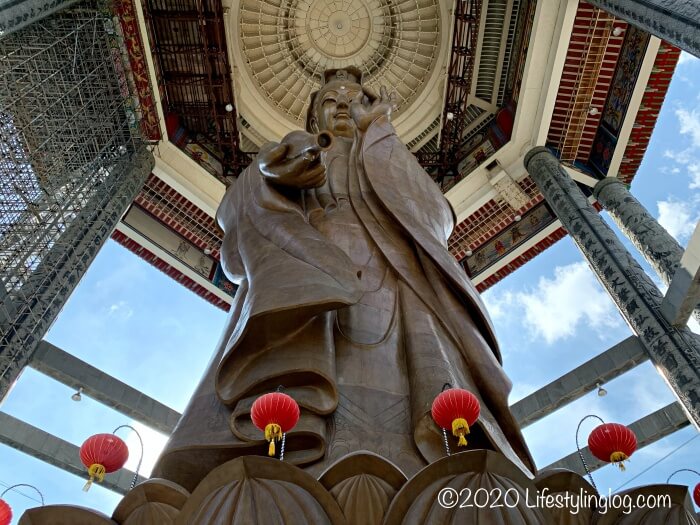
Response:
[231, 0, 451, 145]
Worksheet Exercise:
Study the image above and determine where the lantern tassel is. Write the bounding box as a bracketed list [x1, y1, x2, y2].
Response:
[452, 418, 470, 447]
[83, 463, 106, 491]
[264, 423, 282, 457]
[610, 451, 629, 471]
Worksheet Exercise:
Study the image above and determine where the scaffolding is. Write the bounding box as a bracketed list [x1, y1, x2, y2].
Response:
[143, 0, 250, 179]
[556, 10, 614, 163]
[430, 0, 481, 184]
[0, 1, 153, 400]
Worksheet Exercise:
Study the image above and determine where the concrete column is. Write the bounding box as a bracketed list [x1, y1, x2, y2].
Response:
[524, 147, 700, 429]
[586, 0, 700, 58]
[594, 177, 700, 324]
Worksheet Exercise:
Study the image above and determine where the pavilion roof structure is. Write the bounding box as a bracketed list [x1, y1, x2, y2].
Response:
[108, 0, 679, 310]
[0, 0, 692, 501]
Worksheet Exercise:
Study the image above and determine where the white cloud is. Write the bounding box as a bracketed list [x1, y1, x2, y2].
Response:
[656, 198, 700, 243]
[663, 148, 694, 165]
[515, 262, 622, 344]
[664, 101, 700, 189]
[628, 374, 675, 415]
[107, 300, 133, 320]
[688, 164, 700, 189]
[677, 51, 698, 68]
[675, 107, 700, 149]
[482, 289, 513, 321]
[662, 147, 700, 189]
[485, 262, 623, 345]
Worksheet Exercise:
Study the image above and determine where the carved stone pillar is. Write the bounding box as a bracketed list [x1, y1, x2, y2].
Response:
[0, 0, 79, 36]
[524, 147, 700, 430]
[593, 177, 700, 324]
[585, 0, 700, 58]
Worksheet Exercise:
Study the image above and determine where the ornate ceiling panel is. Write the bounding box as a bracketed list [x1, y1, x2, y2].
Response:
[232, 0, 450, 144]
[117, 0, 679, 309]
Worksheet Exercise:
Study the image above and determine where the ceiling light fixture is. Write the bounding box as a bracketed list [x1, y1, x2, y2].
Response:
[596, 383, 608, 397]
[71, 387, 83, 402]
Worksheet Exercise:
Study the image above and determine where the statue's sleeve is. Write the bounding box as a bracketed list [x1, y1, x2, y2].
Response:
[213, 159, 363, 413]
[360, 117, 454, 244]
[216, 161, 362, 319]
[361, 117, 500, 355]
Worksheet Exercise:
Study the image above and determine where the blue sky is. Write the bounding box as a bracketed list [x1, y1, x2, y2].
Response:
[1, 53, 699, 523]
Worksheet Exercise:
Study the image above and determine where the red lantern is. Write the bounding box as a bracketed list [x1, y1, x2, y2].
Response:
[431, 388, 480, 447]
[693, 482, 700, 507]
[588, 423, 637, 471]
[79, 433, 129, 491]
[251, 392, 300, 456]
[0, 499, 11, 525]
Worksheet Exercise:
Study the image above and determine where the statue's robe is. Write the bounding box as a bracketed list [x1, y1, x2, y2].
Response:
[154, 116, 535, 491]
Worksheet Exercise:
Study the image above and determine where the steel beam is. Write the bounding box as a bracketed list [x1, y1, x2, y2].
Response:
[0, 411, 144, 495]
[543, 402, 690, 474]
[30, 341, 180, 434]
[143, 0, 247, 177]
[512, 336, 648, 428]
[435, 0, 480, 181]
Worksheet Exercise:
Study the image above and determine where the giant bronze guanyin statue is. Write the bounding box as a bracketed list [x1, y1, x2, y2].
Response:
[153, 67, 535, 490]
[25, 69, 698, 525]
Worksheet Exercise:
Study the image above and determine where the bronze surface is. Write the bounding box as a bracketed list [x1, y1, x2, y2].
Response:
[20, 452, 700, 524]
[154, 69, 535, 490]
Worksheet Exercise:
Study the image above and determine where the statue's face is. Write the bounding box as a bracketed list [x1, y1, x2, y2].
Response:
[312, 80, 362, 138]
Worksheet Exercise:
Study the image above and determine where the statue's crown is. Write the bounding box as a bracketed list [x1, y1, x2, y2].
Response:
[322, 67, 363, 86]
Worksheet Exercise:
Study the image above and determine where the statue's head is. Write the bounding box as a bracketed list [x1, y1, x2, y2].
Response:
[306, 67, 363, 139]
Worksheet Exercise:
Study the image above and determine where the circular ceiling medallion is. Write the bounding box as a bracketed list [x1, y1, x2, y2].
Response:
[306, 0, 372, 59]
[237, 0, 442, 125]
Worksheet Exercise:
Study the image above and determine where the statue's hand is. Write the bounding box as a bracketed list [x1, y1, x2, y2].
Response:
[350, 85, 398, 131]
[257, 136, 326, 189]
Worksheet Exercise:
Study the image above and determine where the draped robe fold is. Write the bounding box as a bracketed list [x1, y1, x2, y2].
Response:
[153, 117, 535, 491]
